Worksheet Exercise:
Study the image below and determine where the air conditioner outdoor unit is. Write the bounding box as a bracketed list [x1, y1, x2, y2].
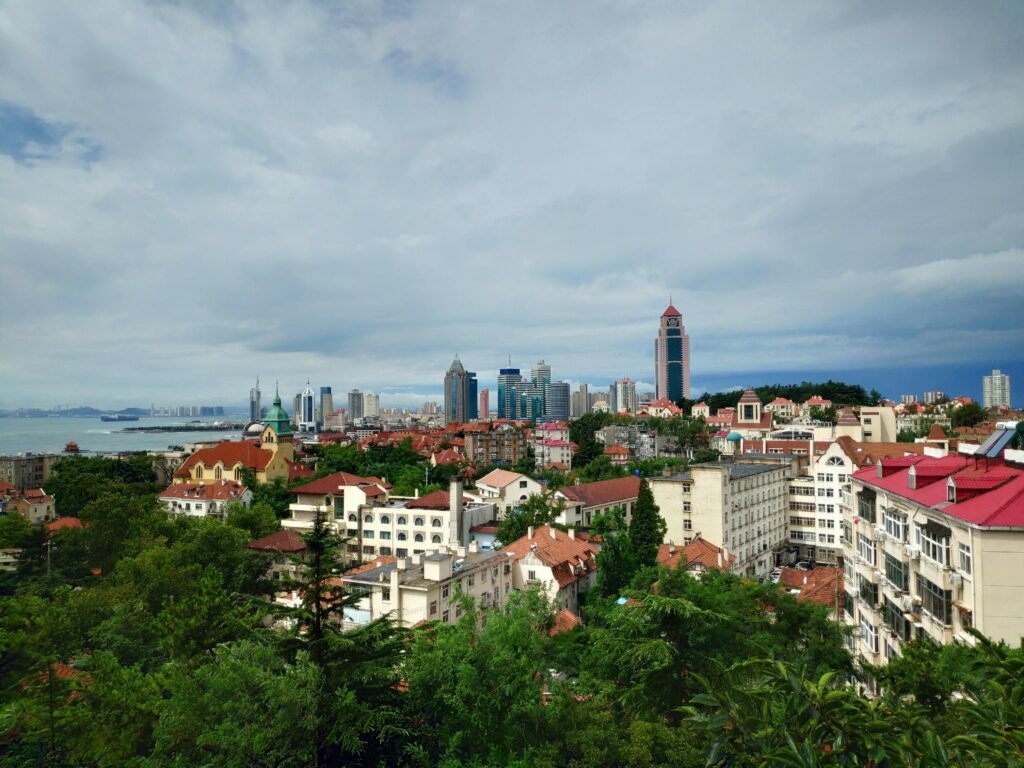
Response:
[905, 545, 920, 560]
[900, 595, 913, 611]
[949, 572, 963, 587]
[874, 527, 887, 540]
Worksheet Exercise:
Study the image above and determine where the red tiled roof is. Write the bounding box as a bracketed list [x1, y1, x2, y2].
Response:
[291, 472, 383, 496]
[502, 525, 599, 588]
[538, 439, 572, 447]
[431, 448, 463, 465]
[159, 480, 249, 501]
[46, 517, 83, 533]
[178, 440, 274, 474]
[0, 480, 16, 493]
[945, 475, 1024, 527]
[662, 303, 681, 317]
[604, 444, 629, 455]
[557, 476, 641, 508]
[767, 397, 795, 406]
[549, 608, 582, 636]
[407, 489, 450, 510]
[778, 567, 844, 610]
[247, 529, 307, 553]
[926, 423, 947, 441]
[345, 556, 397, 576]
[658, 537, 735, 571]
[738, 388, 761, 404]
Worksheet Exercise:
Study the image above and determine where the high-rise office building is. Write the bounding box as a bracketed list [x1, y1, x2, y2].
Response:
[364, 393, 380, 418]
[249, 378, 261, 422]
[923, 391, 946, 405]
[608, 384, 618, 414]
[615, 377, 638, 414]
[292, 393, 302, 428]
[348, 389, 364, 421]
[444, 356, 473, 425]
[299, 381, 316, 431]
[498, 366, 523, 420]
[479, 388, 489, 419]
[983, 369, 1012, 409]
[520, 383, 545, 421]
[545, 381, 570, 421]
[467, 371, 479, 420]
[654, 301, 691, 402]
[319, 387, 332, 428]
[531, 360, 551, 388]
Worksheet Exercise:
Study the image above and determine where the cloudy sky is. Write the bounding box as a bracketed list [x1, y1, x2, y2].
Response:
[2, 1, 1022, 409]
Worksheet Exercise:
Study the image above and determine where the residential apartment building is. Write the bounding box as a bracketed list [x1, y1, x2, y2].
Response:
[285, 476, 496, 562]
[158, 480, 251, 519]
[858, 406, 898, 443]
[649, 458, 792, 578]
[338, 546, 512, 629]
[0, 454, 57, 491]
[983, 369, 1012, 409]
[553, 475, 641, 530]
[475, 469, 543, 515]
[842, 423, 1024, 673]
[463, 426, 527, 467]
[786, 442, 852, 566]
[502, 525, 599, 613]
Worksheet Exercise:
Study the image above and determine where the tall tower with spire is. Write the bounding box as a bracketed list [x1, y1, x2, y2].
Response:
[655, 298, 691, 402]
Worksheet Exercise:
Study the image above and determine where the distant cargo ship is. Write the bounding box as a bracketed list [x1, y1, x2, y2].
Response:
[100, 414, 140, 422]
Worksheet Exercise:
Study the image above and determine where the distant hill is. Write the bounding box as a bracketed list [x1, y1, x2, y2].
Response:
[688, 380, 882, 413]
[0, 406, 149, 418]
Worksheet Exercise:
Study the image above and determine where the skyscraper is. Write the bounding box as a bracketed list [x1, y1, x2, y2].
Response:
[348, 389, 364, 421]
[467, 371, 479, 420]
[654, 300, 691, 402]
[983, 369, 1012, 408]
[444, 356, 472, 425]
[249, 378, 261, 422]
[479, 388, 489, 419]
[531, 360, 551, 388]
[319, 386, 332, 428]
[299, 381, 316, 431]
[364, 393, 380, 418]
[497, 366, 523, 419]
[615, 377, 637, 414]
[545, 381, 570, 421]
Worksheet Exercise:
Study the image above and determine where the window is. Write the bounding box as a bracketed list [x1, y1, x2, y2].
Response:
[414, 517, 425, 527]
[442, 585, 450, 598]
[397, 516, 407, 525]
[431, 519, 442, 528]
[380, 515, 390, 524]
[857, 534, 876, 566]
[918, 576, 952, 625]
[859, 574, 878, 607]
[683, 519, 692, 530]
[915, 524, 950, 566]
[885, 553, 909, 592]
[379, 531, 391, 540]
[397, 532, 407, 541]
[379, 546, 392, 556]
[215, 466, 222, 480]
[431, 534, 442, 544]
[195, 465, 203, 479]
[468, 574, 475, 587]
[884, 509, 907, 542]
[442, 610, 450, 623]
[414, 533, 424, 542]
[364, 514, 374, 523]
[348, 514, 357, 522]
[527, 570, 537, 582]
[958, 543, 972, 576]
[396, 548, 407, 557]
[860, 615, 879, 654]
[519, 480, 528, 488]
[857, 491, 877, 524]
[363, 530, 374, 539]
[683, 501, 691, 512]
[382, 587, 391, 602]
[429, 600, 438, 615]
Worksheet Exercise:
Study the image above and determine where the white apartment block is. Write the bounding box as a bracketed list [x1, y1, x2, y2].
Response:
[649, 458, 792, 579]
[983, 369, 1012, 409]
[787, 443, 853, 566]
[285, 475, 496, 562]
[842, 425, 1024, 675]
[338, 545, 512, 629]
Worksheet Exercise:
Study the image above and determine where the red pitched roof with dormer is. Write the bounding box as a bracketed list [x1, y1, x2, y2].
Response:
[557, 476, 641, 508]
[159, 480, 249, 501]
[658, 537, 736, 571]
[176, 440, 273, 477]
[502, 525, 599, 588]
[291, 472, 386, 496]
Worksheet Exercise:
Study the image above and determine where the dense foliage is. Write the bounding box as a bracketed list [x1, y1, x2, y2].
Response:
[3, 457, 1023, 767]
[691, 380, 882, 414]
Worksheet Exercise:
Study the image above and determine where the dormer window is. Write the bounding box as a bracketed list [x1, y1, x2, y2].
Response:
[908, 467, 917, 490]
[947, 478, 956, 504]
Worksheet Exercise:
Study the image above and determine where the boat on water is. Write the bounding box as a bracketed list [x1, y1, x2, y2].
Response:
[100, 414, 140, 422]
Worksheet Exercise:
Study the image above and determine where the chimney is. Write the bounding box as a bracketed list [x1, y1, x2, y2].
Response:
[723, 546, 730, 564]
[449, 477, 464, 518]
[414, 488, 420, 499]
[469, 540, 479, 553]
[397, 557, 409, 571]
[528, 526, 534, 540]
[568, 528, 575, 540]
[716, 550, 722, 567]
[549, 526, 557, 540]
[662, 466, 672, 477]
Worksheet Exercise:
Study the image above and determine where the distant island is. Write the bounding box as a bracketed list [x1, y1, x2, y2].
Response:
[0, 406, 150, 418]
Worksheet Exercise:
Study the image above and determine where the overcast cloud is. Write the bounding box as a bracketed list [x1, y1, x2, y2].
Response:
[1, 1, 1022, 408]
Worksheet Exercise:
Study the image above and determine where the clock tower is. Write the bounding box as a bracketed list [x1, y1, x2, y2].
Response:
[654, 300, 691, 402]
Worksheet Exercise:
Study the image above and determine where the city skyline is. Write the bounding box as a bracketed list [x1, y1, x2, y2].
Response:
[1, 3, 1022, 407]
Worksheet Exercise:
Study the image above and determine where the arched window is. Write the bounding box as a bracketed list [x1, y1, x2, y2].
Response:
[324, 496, 332, 507]
[431, 519, 442, 528]
[214, 466, 222, 480]
[431, 534, 442, 544]
[398, 532, 407, 541]
[364, 514, 374, 523]
[194, 465, 203, 479]
[397, 516, 407, 525]
[826, 456, 845, 466]
[414, 533, 424, 543]
[414, 517, 425, 527]
[380, 515, 390, 525]
[348, 514, 357, 522]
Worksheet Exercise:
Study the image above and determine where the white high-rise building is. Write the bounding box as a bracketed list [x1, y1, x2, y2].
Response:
[614, 377, 638, 414]
[364, 393, 380, 418]
[983, 369, 1012, 409]
[299, 381, 317, 431]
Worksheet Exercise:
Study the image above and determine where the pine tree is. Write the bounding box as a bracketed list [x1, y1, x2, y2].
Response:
[628, 479, 666, 568]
